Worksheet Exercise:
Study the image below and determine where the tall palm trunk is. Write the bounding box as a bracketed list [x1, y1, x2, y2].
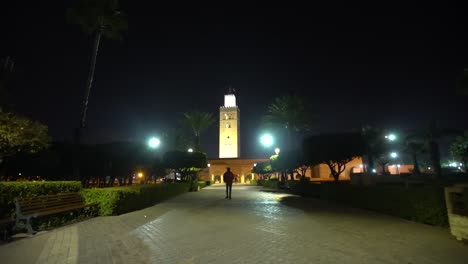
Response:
[80, 31, 102, 130]
[73, 30, 102, 181]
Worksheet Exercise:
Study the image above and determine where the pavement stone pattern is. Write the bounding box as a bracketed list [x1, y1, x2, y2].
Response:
[0, 184, 467, 264]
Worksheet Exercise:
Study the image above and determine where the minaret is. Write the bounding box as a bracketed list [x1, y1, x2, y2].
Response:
[219, 90, 240, 158]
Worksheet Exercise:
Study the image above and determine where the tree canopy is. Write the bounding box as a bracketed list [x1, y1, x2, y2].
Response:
[303, 133, 365, 181]
[183, 111, 215, 151]
[0, 112, 50, 158]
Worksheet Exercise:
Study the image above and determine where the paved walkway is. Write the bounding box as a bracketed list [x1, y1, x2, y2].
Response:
[0, 185, 467, 264]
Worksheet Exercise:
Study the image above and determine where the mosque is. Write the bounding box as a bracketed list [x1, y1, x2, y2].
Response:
[200, 91, 365, 183]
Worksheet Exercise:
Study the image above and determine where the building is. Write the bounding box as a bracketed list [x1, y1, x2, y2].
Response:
[200, 90, 365, 183]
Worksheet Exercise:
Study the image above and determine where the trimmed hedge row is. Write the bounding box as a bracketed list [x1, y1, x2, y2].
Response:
[82, 183, 190, 216]
[263, 179, 278, 189]
[197, 181, 207, 189]
[293, 182, 448, 226]
[0, 181, 82, 219]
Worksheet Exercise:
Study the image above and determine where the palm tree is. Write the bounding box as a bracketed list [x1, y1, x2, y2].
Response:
[68, 0, 126, 181]
[183, 111, 215, 152]
[264, 95, 311, 150]
[68, 0, 127, 137]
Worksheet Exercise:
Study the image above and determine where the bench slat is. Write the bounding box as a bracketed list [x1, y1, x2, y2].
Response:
[27, 204, 89, 218]
[20, 198, 84, 210]
[21, 202, 87, 215]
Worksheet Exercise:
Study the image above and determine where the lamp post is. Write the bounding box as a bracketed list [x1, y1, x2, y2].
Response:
[275, 148, 280, 155]
[390, 152, 398, 175]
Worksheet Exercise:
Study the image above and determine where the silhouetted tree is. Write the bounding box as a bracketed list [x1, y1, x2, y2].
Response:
[182, 111, 215, 152]
[68, 0, 127, 180]
[303, 133, 365, 182]
[450, 132, 468, 169]
[264, 95, 311, 150]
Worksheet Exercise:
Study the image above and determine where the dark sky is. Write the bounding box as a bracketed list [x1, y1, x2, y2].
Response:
[1, 2, 467, 158]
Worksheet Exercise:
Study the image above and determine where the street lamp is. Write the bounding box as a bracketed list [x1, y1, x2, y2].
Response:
[275, 148, 280, 155]
[188, 148, 194, 153]
[386, 134, 396, 141]
[260, 134, 274, 147]
[390, 152, 398, 174]
[148, 137, 161, 149]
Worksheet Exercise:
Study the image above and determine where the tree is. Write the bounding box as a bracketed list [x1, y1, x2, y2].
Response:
[183, 111, 215, 152]
[163, 150, 207, 183]
[0, 112, 50, 161]
[252, 161, 273, 179]
[264, 95, 311, 150]
[303, 133, 365, 182]
[450, 132, 468, 169]
[361, 126, 389, 173]
[403, 141, 425, 175]
[68, 0, 127, 180]
[407, 120, 461, 178]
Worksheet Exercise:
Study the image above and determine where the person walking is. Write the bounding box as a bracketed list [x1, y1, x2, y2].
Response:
[223, 167, 235, 199]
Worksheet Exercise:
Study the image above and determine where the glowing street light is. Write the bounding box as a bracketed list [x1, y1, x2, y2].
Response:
[275, 148, 281, 155]
[390, 152, 398, 158]
[260, 134, 274, 147]
[138, 172, 144, 178]
[188, 148, 194, 153]
[386, 134, 396, 141]
[148, 137, 161, 149]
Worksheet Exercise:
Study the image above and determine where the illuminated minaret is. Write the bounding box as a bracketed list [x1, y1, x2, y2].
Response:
[219, 90, 240, 158]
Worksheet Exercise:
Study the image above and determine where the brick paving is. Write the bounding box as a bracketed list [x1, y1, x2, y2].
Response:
[0, 184, 467, 264]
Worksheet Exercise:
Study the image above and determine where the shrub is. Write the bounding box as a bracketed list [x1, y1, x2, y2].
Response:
[263, 179, 278, 189]
[256, 179, 266, 186]
[197, 181, 207, 189]
[0, 181, 82, 219]
[293, 183, 448, 226]
[82, 183, 190, 216]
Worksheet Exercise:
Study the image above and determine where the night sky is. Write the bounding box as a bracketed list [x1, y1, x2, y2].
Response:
[1, 2, 467, 158]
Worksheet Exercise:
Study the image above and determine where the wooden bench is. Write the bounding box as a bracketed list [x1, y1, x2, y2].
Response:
[14, 193, 91, 234]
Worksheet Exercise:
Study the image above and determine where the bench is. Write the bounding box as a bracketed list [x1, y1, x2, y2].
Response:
[14, 193, 91, 234]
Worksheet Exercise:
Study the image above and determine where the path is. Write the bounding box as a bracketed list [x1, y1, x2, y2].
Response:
[0, 185, 467, 263]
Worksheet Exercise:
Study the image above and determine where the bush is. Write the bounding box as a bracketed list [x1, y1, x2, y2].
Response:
[205, 180, 214, 186]
[293, 183, 448, 226]
[82, 183, 190, 216]
[256, 180, 266, 186]
[0, 181, 82, 219]
[263, 179, 278, 189]
[197, 181, 207, 189]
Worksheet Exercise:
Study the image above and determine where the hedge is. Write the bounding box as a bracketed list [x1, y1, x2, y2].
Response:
[263, 179, 278, 189]
[0, 181, 82, 219]
[293, 182, 448, 226]
[82, 183, 190, 216]
[197, 181, 208, 189]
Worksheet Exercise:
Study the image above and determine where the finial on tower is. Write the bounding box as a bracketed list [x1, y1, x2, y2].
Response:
[227, 85, 236, 95]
